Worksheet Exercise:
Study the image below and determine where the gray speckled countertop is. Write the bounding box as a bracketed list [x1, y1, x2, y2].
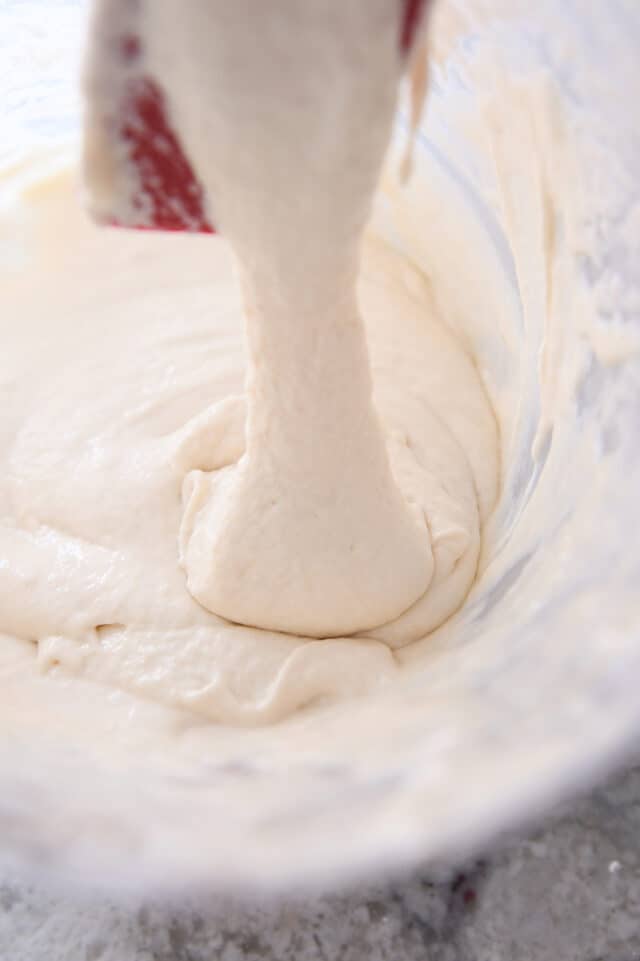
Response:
[2, 761, 640, 961]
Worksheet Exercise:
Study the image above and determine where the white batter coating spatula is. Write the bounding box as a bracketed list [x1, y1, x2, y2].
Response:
[82, 0, 430, 234]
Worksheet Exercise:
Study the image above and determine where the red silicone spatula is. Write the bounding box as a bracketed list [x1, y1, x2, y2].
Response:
[82, 0, 429, 235]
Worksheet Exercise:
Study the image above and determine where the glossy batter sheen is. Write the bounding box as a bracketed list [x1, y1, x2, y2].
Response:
[0, 0, 498, 724]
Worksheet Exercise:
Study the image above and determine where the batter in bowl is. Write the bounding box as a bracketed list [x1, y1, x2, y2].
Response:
[0, 0, 498, 724]
[2, 0, 640, 892]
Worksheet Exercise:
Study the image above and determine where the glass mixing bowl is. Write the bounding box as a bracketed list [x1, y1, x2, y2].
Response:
[1, 0, 639, 893]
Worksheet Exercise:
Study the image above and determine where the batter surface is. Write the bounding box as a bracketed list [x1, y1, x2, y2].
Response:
[0, 167, 497, 724]
[0, 0, 499, 725]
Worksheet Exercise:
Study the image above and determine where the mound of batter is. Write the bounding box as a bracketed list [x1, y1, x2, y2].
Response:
[0, 0, 498, 724]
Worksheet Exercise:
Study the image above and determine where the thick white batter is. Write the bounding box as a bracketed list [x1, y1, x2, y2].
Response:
[0, 177, 497, 723]
[3, 0, 640, 892]
[0, 0, 498, 725]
